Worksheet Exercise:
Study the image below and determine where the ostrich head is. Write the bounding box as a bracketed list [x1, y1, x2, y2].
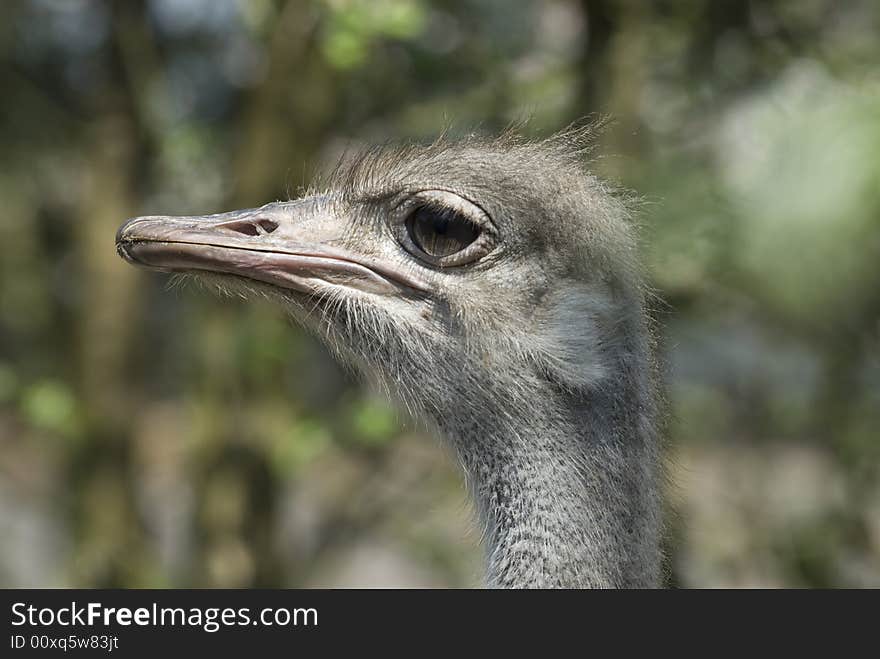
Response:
[116, 130, 661, 588]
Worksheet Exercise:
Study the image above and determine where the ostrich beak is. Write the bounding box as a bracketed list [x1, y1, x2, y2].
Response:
[115, 197, 428, 296]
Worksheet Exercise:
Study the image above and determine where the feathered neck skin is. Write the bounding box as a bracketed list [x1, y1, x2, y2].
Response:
[434, 315, 661, 588]
[452, 380, 659, 588]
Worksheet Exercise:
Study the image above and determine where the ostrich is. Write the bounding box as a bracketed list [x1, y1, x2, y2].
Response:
[115, 129, 662, 588]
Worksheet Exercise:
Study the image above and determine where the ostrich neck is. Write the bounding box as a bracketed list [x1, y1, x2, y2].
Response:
[447, 362, 661, 588]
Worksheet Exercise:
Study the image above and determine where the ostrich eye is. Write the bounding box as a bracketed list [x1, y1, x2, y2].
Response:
[405, 204, 480, 259]
[395, 190, 495, 267]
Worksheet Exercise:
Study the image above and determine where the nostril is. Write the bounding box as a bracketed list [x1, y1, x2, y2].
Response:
[222, 220, 260, 236]
[219, 218, 278, 237]
[257, 219, 278, 234]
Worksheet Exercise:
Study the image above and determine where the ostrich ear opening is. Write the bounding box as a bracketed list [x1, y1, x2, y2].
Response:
[528, 285, 617, 393]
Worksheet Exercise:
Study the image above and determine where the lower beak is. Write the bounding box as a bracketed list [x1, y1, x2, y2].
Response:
[115, 200, 427, 296]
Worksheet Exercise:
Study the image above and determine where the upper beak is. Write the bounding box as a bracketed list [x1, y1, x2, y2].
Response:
[115, 197, 428, 296]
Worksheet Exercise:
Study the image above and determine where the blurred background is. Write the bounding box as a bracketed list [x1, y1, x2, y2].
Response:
[1, 0, 878, 588]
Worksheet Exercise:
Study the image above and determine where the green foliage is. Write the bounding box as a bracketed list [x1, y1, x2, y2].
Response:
[20, 380, 80, 439]
[320, 0, 427, 70]
[720, 67, 880, 331]
[348, 398, 398, 447]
